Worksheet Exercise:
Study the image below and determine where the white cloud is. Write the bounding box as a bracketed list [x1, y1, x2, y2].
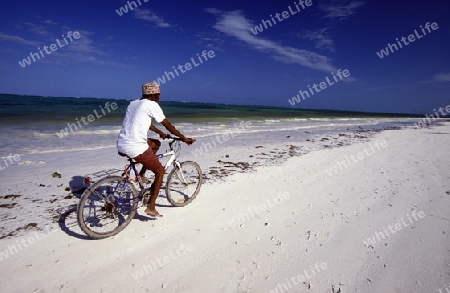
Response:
[433, 73, 450, 82]
[3, 18, 128, 68]
[0, 32, 39, 46]
[302, 28, 335, 52]
[420, 73, 450, 84]
[205, 9, 337, 73]
[195, 31, 225, 51]
[50, 30, 126, 67]
[319, 0, 365, 20]
[133, 9, 171, 28]
[65, 30, 104, 55]
[24, 22, 50, 36]
[44, 20, 58, 25]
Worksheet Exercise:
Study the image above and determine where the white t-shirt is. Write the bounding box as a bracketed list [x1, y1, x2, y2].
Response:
[117, 99, 166, 158]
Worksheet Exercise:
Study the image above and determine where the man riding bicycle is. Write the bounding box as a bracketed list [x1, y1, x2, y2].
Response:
[117, 82, 195, 217]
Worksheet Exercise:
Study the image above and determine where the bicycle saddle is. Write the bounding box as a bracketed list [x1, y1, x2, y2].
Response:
[118, 152, 135, 162]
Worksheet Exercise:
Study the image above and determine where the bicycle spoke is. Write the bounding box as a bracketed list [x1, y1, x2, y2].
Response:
[166, 161, 202, 207]
[78, 138, 202, 238]
[77, 176, 138, 239]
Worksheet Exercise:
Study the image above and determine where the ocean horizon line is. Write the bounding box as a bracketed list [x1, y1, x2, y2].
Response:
[0, 92, 424, 117]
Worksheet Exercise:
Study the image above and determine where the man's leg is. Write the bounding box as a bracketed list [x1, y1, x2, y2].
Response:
[150, 138, 161, 152]
[139, 138, 161, 178]
[134, 147, 165, 217]
[146, 164, 165, 216]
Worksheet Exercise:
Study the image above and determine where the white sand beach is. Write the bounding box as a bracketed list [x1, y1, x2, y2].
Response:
[0, 122, 449, 293]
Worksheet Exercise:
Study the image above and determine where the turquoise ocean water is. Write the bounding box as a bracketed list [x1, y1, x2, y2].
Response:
[0, 94, 421, 156]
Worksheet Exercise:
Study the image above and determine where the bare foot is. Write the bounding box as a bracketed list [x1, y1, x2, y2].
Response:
[145, 208, 163, 217]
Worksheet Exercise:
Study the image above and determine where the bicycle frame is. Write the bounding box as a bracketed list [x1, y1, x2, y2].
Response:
[121, 139, 186, 206]
[159, 138, 192, 185]
[123, 139, 182, 189]
[83, 138, 184, 203]
[157, 150, 181, 172]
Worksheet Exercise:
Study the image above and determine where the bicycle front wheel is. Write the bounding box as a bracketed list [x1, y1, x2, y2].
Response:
[165, 161, 202, 207]
[77, 176, 138, 239]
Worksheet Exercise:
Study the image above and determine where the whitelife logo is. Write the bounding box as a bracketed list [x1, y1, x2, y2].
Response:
[267, 262, 328, 293]
[55, 101, 118, 138]
[414, 104, 450, 128]
[250, 0, 313, 35]
[0, 225, 58, 261]
[18, 31, 81, 68]
[115, 0, 149, 16]
[228, 192, 291, 228]
[131, 243, 193, 280]
[0, 154, 21, 171]
[288, 69, 350, 106]
[154, 50, 215, 86]
[363, 210, 425, 247]
[190, 121, 252, 158]
[325, 140, 388, 176]
[376, 22, 439, 59]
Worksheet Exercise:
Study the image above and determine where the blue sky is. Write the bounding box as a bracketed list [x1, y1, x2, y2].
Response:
[0, 0, 449, 114]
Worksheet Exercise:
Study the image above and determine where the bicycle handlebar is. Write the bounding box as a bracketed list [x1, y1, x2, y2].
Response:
[164, 134, 185, 151]
[164, 134, 183, 141]
[163, 134, 195, 151]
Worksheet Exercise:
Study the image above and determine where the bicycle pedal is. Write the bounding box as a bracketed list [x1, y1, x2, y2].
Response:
[140, 177, 152, 185]
[141, 192, 150, 205]
[107, 213, 116, 219]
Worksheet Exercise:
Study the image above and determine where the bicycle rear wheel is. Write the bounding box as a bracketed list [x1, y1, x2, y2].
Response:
[77, 175, 138, 239]
[165, 161, 202, 207]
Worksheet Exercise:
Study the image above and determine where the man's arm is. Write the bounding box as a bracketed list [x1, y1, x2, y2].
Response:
[161, 119, 194, 145]
[149, 124, 166, 139]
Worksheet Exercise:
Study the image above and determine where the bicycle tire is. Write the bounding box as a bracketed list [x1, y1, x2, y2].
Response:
[165, 161, 202, 207]
[77, 175, 138, 239]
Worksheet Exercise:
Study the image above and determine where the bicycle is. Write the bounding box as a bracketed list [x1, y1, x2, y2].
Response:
[77, 135, 202, 239]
